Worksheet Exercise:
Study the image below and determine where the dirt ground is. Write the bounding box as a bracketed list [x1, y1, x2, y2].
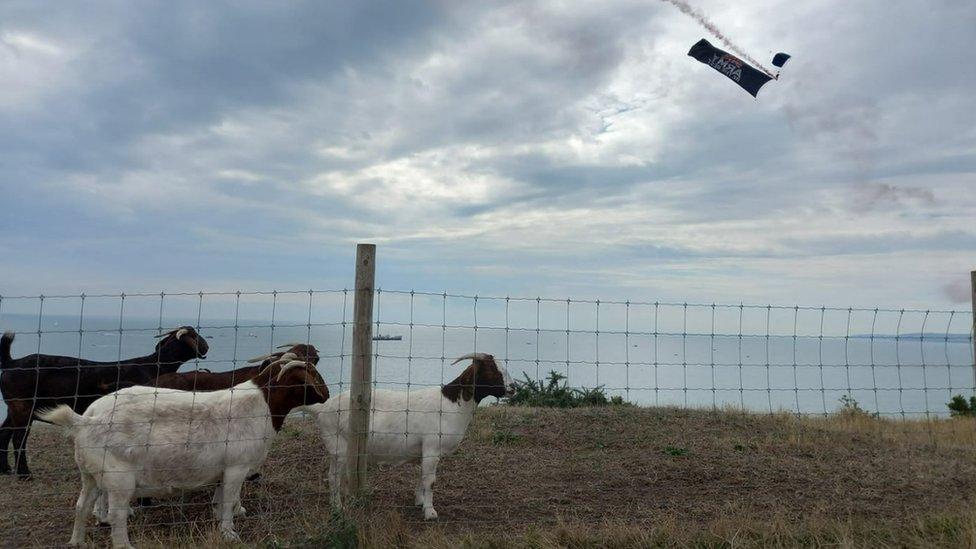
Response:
[3, 406, 976, 547]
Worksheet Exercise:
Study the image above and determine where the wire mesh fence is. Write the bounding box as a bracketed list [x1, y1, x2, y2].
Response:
[0, 287, 974, 545]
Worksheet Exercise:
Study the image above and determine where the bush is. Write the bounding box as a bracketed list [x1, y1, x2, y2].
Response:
[837, 394, 878, 419]
[504, 370, 630, 408]
[947, 395, 976, 417]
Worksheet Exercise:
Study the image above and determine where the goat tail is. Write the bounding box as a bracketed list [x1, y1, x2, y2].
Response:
[37, 405, 84, 434]
[0, 331, 13, 368]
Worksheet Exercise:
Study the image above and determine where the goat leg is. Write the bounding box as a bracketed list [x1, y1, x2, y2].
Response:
[0, 416, 12, 474]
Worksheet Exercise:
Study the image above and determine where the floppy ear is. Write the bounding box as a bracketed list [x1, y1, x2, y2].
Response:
[182, 332, 200, 356]
[306, 370, 328, 400]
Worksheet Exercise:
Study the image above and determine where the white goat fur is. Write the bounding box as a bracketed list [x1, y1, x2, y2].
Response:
[39, 360, 310, 548]
[306, 356, 512, 520]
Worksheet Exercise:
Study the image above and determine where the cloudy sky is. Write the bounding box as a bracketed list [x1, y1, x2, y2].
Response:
[1, 0, 974, 310]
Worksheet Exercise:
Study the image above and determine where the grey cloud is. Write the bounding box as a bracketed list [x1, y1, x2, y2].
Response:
[1, 0, 974, 309]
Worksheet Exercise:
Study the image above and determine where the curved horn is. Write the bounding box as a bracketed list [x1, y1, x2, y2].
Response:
[175, 328, 189, 340]
[275, 359, 309, 381]
[276, 342, 307, 349]
[451, 352, 490, 365]
[246, 350, 299, 364]
[153, 328, 178, 338]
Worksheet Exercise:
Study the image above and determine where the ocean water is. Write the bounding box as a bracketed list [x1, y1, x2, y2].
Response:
[0, 295, 973, 419]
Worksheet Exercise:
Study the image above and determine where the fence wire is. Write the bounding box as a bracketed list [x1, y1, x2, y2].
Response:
[0, 289, 974, 545]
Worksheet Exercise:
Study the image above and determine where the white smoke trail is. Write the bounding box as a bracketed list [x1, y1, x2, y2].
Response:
[662, 0, 777, 78]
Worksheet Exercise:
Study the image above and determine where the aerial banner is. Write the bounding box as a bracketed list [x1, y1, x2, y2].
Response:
[687, 38, 772, 98]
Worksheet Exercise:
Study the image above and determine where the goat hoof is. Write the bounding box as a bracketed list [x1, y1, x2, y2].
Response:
[221, 529, 242, 542]
[245, 472, 261, 482]
[15, 473, 32, 481]
[423, 508, 438, 520]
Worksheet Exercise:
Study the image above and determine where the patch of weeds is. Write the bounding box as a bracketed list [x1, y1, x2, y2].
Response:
[504, 371, 632, 408]
[947, 395, 976, 417]
[595, 441, 607, 450]
[302, 506, 359, 549]
[492, 429, 521, 445]
[663, 446, 688, 457]
[731, 442, 758, 453]
[837, 394, 879, 419]
[279, 423, 304, 439]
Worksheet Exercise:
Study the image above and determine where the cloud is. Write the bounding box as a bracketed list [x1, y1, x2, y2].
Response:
[855, 183, 936, 210]
[1, 0, 974, 310]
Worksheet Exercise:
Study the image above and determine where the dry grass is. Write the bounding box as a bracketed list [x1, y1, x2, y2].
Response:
[3, 406, 976, 547]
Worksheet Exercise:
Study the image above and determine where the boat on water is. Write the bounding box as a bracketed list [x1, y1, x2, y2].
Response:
[372, 334, 403, 341]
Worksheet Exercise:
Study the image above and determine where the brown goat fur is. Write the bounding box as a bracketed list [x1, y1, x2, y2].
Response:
[250, 359, 329, 431]
[441, 354, 509, 404]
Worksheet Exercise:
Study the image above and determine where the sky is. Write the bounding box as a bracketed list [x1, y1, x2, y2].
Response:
[1, 0, 974, 311]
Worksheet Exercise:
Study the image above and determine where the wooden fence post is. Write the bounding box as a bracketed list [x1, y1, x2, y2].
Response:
[347, 243, 375, 496]
[971, 271, 976, 392]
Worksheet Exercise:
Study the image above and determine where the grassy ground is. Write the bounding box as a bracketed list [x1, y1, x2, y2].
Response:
[3, 406, 976, 548]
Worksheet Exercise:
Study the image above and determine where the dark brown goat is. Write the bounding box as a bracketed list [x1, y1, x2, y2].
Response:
[0, 326, 208, 478]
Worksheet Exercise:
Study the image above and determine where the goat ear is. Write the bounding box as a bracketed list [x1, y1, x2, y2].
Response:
[307, 371, 328, 400]
[182, 333, 200, 356]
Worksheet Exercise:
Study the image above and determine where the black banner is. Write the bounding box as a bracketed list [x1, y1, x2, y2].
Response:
[687, 38, 772, 98]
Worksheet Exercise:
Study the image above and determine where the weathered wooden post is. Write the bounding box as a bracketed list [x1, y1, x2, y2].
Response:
[347, 243, 375, 496]
[971, 271, 976, 392]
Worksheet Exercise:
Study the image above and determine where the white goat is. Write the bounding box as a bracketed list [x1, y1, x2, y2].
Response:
[306, 353, 513, 520]
[39, 358, 329, 548]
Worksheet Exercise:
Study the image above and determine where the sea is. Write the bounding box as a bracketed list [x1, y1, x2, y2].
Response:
[0, 293, 973, 419]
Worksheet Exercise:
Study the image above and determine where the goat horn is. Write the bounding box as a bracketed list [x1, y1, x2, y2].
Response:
[153, 328, 179, 338]
[175, 328, 189, 340]
[275, 359, 309, 381]
[451, 352, 490, 365]
[246, 350, 299, 364]
[276, 342, 307, 349]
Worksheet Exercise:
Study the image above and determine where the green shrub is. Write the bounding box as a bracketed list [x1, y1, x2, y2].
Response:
[947, 394, 976, 417]
[503, 370, 630, 408]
